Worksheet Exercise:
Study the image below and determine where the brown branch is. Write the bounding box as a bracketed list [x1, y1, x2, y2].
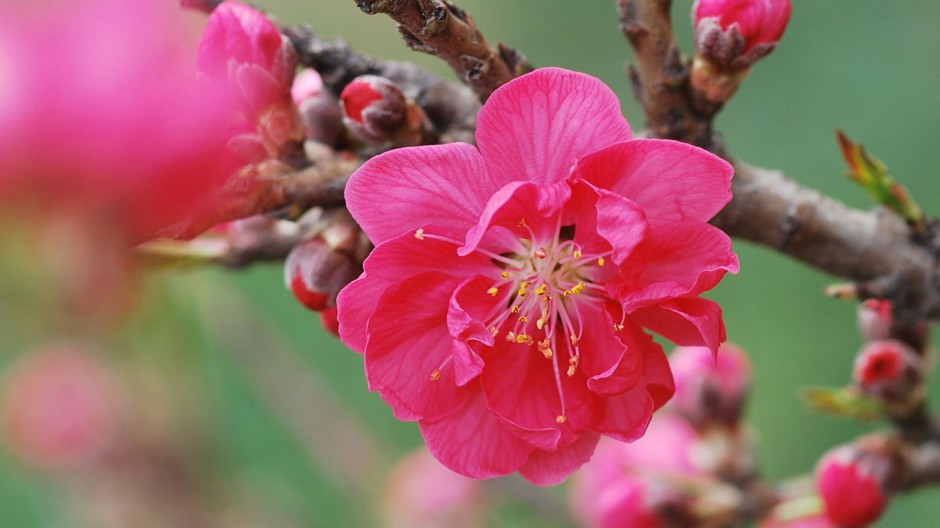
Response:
[350, 0, 531, 101]
[617, 0, 714, 147]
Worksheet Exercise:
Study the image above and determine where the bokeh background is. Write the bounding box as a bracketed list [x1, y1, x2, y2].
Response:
[2, 1, 940, 526]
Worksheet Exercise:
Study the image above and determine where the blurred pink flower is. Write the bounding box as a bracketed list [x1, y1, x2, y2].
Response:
[1, 347, 120, 470]
[570, 414, 703, 528]
[383, 448, 482, 528]
[198, 0, 303, 161]
[338, 68, 738, 484]
[0, 0, 235, 242]
[817, 444, 891, 527]
[669, 343, 751, 428]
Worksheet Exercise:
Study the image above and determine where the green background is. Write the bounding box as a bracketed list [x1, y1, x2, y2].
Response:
[3, 1, 940, 526]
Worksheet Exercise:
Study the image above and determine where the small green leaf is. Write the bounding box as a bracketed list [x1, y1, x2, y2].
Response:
[802, 385, 885, 421]
[836, 129, 925, 232]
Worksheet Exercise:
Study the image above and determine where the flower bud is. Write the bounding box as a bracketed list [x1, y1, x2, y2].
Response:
[198, 1, 303, 160]
[817, 442, 894, 527]
[1, 346, 120, 470]
[320, 307, 340, 337]
[340, 75, 425, 147]
[852, 339, 924, 408]
[857, 299, 893, 341]
[383, 447, 482, 528]
[669, 343, 751, 429]
[693, 0, 792, 68]
[284, 237, 359, 312]
[571, 415, 703, 528]
[293, 69, 344, 148]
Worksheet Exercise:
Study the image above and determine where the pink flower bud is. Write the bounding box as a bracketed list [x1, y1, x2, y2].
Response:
[669, 343, 751, 429]
[1, 347, 120, 470]
[852, 339, 923, 406]
[571, 415, 703, 528]
[291, 68, 325, 106]
[693, 0, 792, 66]
[383, 448, 482, 528]
[320, 307, 341, 337]
[817, 443, 893, 527]
[198, 1, 303, 158]
[857, 299, 893, 341]
[284, 237, 360, 312]
[340, 75, 414, 145]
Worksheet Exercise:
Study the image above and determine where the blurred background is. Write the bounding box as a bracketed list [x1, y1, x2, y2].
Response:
[2, 1, 940, 526]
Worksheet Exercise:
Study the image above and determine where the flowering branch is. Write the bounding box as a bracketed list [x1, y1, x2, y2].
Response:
[349, 0, 532, 101]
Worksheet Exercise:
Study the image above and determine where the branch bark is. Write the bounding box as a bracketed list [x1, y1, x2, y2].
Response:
[350, 0, 531, 101]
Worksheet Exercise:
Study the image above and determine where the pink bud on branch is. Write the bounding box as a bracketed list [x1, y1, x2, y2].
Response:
[817, 441, 895, 527]
[340, 75, 429, 147]
[669, 343, 752, 430]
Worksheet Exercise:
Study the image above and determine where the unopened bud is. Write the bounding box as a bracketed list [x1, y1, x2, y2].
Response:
[340, 75, 425, 147]
[817, 441, 895, 527]
[284, 237, 359, 312]
[852, 339, 924, 408]
[293, 71, 344, 147]
[291, 68, 325, 105]
[669, 343, 751, 429]
[693, 0, 792, 69]
[320, 306, 340, 337]
[0, 346, 120, 470]
[857, 299, 893, 341]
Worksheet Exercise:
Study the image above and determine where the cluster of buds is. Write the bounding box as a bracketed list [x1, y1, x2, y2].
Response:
[283, 210, 369, 337]
[197, 1, 305, 163]
[571, 345, 756, 527]
[340, 75, 432, 148]
[690, 0, 792, 106]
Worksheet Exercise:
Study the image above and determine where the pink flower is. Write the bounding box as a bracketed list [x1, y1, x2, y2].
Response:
[198, 1, 303, 161]
[570, 414, 703, 528]
[693, 0, 792, 55]
[1, 347, 120, 470]
[0, 0, 235, 242]
[670, 343, 751, 428]
[383, 447, 482, 528]
[338, 68, 738, 484]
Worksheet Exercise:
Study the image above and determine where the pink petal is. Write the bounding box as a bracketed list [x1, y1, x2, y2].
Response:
[518, 432, 600, 486]
[345, 143, 494, 246]
[591, 340, 674, 442]
[365, 272, 471, 422]
[573, 302, 642, 397]
[459, 180, 567, 257]
[614, 221, 739, 308]
[419, 388, 533, 480]
[337, 232, 492, 353]
[480, 339, 591, 451]
[574, 139, 734, 225]
[593, 188, 650, 265]
[476, 68, 632, 188]
[448, 277, 503, 386]
[631, 298, 727, 355]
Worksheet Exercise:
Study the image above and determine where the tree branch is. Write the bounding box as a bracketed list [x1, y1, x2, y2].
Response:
[350, 0, 531, 101]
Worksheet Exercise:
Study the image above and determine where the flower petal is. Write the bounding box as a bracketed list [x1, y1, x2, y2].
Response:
[574, 139, 733, 225]
[365, 272, 471, 422]
[631, 298, 727, 355]
[476, 68, 632, 188]
[345, 142, 495, 246]
[419, 388, 533, 480]
[336, 273, 379, 353]
[614, 220, 739, 308]
[518, 432, 600, 486]
[572, 302, 642, 397]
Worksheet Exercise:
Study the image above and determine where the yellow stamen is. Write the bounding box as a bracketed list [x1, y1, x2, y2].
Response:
[511, 305, 521, 314]
[414, 229, 425, 240]
[570, 335, 579, 346]
[518, 281, 529, 298]
[598, 257, 606, 267]
[489, 326, 499, 336]
[573, 249, 582, 259]
[535, 284, 549, 296]
[515, 333, 533, 345]
[487, 287, 499, 296]
[537, 339, 553, 359]
[518, 316, 529, 324]
[430, 369, 441, 381]
[567, 356, 579, 377]
[569, 282, 585, 295]
[556, 415, 567, 424]
[613, 323, 624, 331]
[501, 271, 510, 280]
